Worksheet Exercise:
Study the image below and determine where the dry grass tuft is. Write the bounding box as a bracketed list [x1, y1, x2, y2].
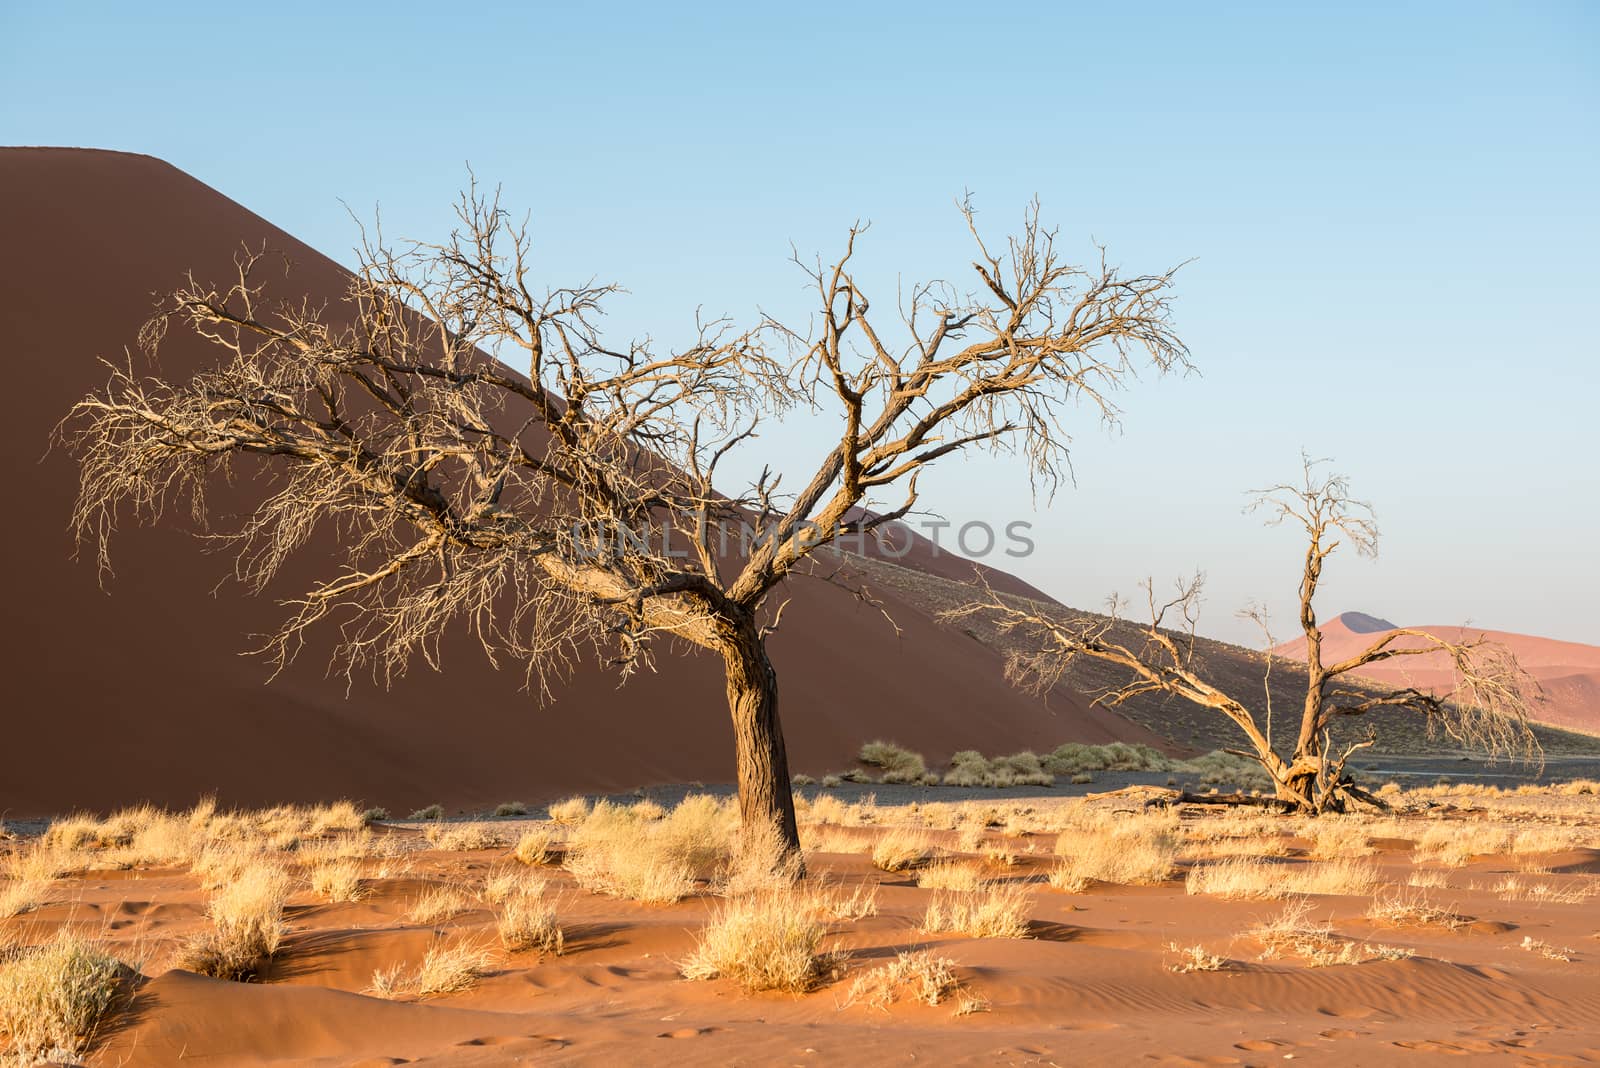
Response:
[871, 828, 933, 873]
[923, 880, 1031, 939]
[1052, 814, 1178, 890]
[406, 940, 495, 997]
[482, 867, 544, 905]
[407, 887, 477, 925]
[1165, 942, 1228, 973]
[177, 861, 291, 980]
[547, 797, 591, 825]
[1186, 857, 1379, 900]
[1366, 888, 1467, 929]
[858, 741, 928, 784]
[425, 823, 505, 851]
[917, 859, 985, 891]
[563, 797, 731, 903]
[1518, 936, 1575, 962]
[1302, 817, 1376, 858]
[1250, 898, 1413, 967]
[842, 950, 961, 1009]
[513, 828, 560, 866]
[680, 889, 840, 993]
[0, 931, 127, 1064]
[717, 821, 804, 898]
[309, 859, 365, 903]
[494, 801, 528, 817]
[498, 887, 564, 956]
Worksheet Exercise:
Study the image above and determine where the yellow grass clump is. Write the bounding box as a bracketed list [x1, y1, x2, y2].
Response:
[498, 888, 564, 956]
[407, 887, 477, 925]
[1185, 857, 1380, 900]
[680, 888, 839, 993]
[513, 828, 560, 866]
[1051, 814, 1178, 890]
[922, 880, 1032, 939]
[871, 828, 933, 873]
[842, 950, 961, 1009]
[1366, 887, 1467, 929]
[1249, 898, 1413, 967]
[563, 798, 732, 903]
[546, 797, 591, 825]
[177, 861, 291, 980]
[309, 859, 365, 903]
[0, 931, 127, 1064]
[425, 823, 505, 851]
[917, 859, 985, 891]
[371, 940, 496, 999]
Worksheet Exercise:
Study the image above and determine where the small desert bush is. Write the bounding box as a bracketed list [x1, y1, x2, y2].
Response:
[843, 950, 961, 1009]
[563, 801, 711, 903]
[178, 861, 291, 980]
[872, 828, 933, 873]
[1186, 857, 1379, 900]
[1176, 750, 1274, 790]
[1250, 898, 1413, 967]
[1045, 741, 1173, 775]
[716, 821, 803, 898]
[814, 882, 880, 923]
[309, 859, 365, 903]
[513, 829, 559, 866]
[1366, 887, 1466, 929]
[547, 797, 591, 825]
[483, 867, 544, 905]
[680, 889, 838, 993]
[917, 859, 985, 891]
[943, 750, 1054, 788]
[362, 806, 390, 823]
[923, 880, 1031, 939]
[401, 940, 495, 997]
[629, 799, 667, 821]
[1301, 817, 1375, 858]
[407, 887, 476, 925]
[859, 741, 928, 784]
[1051, 814, 1178, 890]
[498, 888, 564, 956]
[409, 804, 445, 821]
[308, 801, 367, 835]
[805, 794, 850, 825]
[0, 931, 127, 1064]
[425, 822, 505, 851]
[821, 774, 844, 788]
[1166, 943, 1228, 973]
[1413, 823, 1510, 867]
[41, 813, 103, 852]
[494, 801, 528, 818]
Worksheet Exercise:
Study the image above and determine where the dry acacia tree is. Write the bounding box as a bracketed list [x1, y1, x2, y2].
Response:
[65, 188, 1189, 859]
[954, 457, 1541, 813]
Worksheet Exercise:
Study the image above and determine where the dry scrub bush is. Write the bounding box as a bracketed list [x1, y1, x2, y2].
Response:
[1250, 898, 1412, 967]
[407, 888, 476, 925]
[804, 794, 850, 825]
[1186, 857, 1380, 900]
[1366, 888, 1466, 929]
[1051, 814, 1178, 890]
[843, 950, 961, 1009]
[872, 828, 933, 873]
[483, 867, 544, 905]
[629, 799, 667, 821]
[371, 940, 496, 998]
[499, 889, 564, 956]
[309, 860, 365, 903]
[564, 798, 732, 904]
[1165, 943, 1228, 973]
[178, 861, 291, 980]
[1301, 817, 1375, 858]
[513, 829, 559, 866]
[805, 828, 873, 855]
[308, 801, 367, 835]
[943, 750, 1054, 788]
[1484, 876, 1593, 905]
[0, 931, 126, 1065]
[858, 742, 928, 784]
[494, 801, 528, 817]
[923, 881, 1032, 939]
[1407, 869, 1451, 889]
[547, 798, 591, 825]
[425, 823, 506, 851]
[1518, 936, 1575, 962]
[680, 889, 840, 993]
[917, 860, 985, 891]
[814, 882, 880, 923]
[717, 821, 804, 898]
[1176, 750, 1274, 790]
[1044, 742, 1173, 775]
[409, 804, 445, 821]
[1413, 823, 1511, 868]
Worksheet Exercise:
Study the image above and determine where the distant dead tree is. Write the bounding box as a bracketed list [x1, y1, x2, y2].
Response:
[952, 457, 1541, 814]
[63, 188, 1190, 860]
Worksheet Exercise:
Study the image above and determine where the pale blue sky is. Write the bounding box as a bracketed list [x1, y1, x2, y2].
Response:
[4, 1, 1596, 646]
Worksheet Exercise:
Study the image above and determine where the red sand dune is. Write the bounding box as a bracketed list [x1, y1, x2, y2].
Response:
[0, 147, 1167, 817]
[1276, 612, 1600, 735]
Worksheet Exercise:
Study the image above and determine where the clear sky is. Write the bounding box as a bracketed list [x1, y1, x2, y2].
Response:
[4, 1, 1596, 647]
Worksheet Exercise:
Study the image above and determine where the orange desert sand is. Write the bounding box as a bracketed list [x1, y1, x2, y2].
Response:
[2, 787, 1597, 1066]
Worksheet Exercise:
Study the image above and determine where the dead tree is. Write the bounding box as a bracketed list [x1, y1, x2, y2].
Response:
[63, 189, 1190, 860]
[954, 457, 1541, 814]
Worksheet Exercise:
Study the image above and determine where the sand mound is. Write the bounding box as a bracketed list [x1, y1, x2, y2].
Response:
[0, 147, 1167, 816]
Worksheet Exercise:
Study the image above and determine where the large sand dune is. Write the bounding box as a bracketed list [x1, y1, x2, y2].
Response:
[1276, 613, 1600, 735]
[0, 147, 1170, 817]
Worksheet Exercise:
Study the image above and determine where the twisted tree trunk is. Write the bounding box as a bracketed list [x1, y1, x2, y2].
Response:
[719, 622, 802, 863]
